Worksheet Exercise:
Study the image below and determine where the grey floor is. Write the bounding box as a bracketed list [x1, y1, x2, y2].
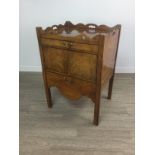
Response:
[20, 72, 135, 155]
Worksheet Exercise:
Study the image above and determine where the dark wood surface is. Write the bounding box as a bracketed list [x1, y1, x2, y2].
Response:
[36, 21, 121, 125]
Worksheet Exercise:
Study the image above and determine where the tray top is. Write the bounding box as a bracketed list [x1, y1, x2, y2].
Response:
[38, 21, 121, 41]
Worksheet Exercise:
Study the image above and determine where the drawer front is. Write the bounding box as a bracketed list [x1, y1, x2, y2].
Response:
[40, 38, 98, 54]
[46, 72, 65, 85]
[46, 72, 96, 100]
[41, 38, 67, 49]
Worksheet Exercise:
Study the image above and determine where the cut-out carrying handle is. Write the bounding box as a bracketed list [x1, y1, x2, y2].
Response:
[52, 25, 58, 30]
[86, 24, 97, 34]
[86, 24, 97, 29]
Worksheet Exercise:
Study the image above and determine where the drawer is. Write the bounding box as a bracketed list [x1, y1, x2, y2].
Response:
[46, 72, 76, 86]
[46, 71, 96, 100]
[46, 72, 96, 91]
[40, 38, 98, 54]
[41, 38, 66, 49]
[46, 72, 65, 85]
[46, 71, 83, 86]
[46, 72, 81, 99]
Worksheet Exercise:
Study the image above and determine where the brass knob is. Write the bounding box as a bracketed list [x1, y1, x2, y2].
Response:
[63, 42, 69, 48]
[63, 42, 73, 48]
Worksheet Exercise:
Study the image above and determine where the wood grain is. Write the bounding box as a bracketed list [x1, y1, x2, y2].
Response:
[68, 52, 97, 82]
[43, 47, 66, 73]
[40, 38, 98, 54]
[36, 21, 121, 125]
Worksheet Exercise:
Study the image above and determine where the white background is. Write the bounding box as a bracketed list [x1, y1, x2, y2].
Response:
[19, 0, 135, 73]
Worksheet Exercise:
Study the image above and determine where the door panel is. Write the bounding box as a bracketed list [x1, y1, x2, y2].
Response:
[68, 52, 97, 82]
[43, 47, 66, 73]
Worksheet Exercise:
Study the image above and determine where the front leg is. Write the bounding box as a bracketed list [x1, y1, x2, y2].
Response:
[44, 86, 53, 108]
[107, 75, 114, 99]
[42, 71, 53, 108]
[93, 91, 101, 125]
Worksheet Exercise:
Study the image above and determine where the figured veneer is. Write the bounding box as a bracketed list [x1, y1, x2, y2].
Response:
[36, 21, 121, 125]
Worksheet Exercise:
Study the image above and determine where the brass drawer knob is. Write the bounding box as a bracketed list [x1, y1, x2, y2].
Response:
[63, 42, 73, 48]
[63, 42, 68, 48]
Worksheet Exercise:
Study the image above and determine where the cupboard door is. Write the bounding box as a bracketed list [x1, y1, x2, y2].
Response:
[68, 52, 97, 82]
[43, 47, 66, 73]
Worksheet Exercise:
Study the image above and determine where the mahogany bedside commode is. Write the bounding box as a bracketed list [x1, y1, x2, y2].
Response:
[36, 21, 121, 125]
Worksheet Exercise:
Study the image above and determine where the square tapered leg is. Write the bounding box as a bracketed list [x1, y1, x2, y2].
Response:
[107, 75, 114, 99]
